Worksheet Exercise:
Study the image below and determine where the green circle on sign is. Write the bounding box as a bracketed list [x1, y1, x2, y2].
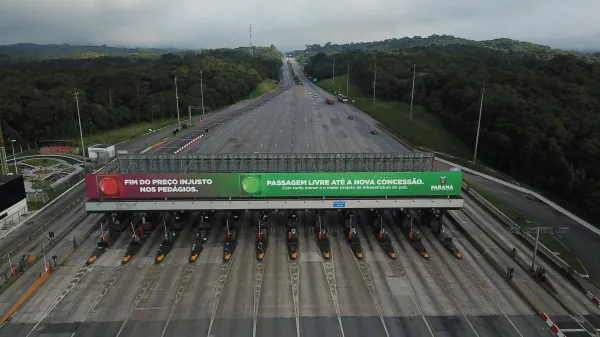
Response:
[242, 177, 260, 194]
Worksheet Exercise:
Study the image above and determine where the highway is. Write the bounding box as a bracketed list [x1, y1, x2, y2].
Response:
[0, 60, 592, 337]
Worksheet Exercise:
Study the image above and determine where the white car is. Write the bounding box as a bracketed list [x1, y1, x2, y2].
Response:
[307, 92, 311, 95]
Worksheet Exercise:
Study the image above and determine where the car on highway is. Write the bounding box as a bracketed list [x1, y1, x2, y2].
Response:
[307, 92, 311, 95]
[313, 94, 317, 98]
[370, 130, 378, 135]
[348, 116, 354, 120]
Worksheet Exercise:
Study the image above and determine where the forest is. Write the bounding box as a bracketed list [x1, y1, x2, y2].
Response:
[304, 44, 600, 222]
[0, 46, 282, 143]
[0, 43, 181, 61]
[289, 35, 600, 63]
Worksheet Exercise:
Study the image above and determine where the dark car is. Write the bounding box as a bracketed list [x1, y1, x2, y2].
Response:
[370, 130, 378, 135]
[348, 116, 354, 120]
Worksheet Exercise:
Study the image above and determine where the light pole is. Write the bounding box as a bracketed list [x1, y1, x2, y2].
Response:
[174, 77, 181, 130]
[346, 61, 349, 97]
[74, 92, 87, 168]
[200, 70, 205, 118]
[332, 56, 335, 84]
[473, 87, 485, 165]
[373, 59, 377, 104]
[410, 64, 416, 118]
[89, 122, 93, 144]
[10, 139, 17, 173]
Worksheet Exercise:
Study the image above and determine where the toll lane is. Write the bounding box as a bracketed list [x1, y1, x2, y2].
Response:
[209, 226, 254, 337]
[297, 212, 340, 337]
[256, 219, 296, 337]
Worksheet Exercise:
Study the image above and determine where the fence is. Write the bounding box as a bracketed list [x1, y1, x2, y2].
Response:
[0, 204, 29, 233]
[27, 171, 85, 210]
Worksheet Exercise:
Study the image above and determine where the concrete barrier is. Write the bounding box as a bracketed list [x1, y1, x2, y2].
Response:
[445, 210, 569, 335]
[0, 271, 50, 324]
[461, 182, 577, 277]
[444, 211, 508, 278]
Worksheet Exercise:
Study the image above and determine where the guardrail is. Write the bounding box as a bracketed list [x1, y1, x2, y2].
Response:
[461, 181, 575, 276]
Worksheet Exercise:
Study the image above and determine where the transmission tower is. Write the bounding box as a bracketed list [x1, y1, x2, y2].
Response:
[249, 24, 253, 56]
[0, 125, 9, 175]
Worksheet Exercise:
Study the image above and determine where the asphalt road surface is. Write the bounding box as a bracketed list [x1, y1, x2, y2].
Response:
[2, 61, 582, 337]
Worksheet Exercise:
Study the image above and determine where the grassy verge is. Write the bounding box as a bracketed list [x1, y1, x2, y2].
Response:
[466, 181, 586, 274]
[89, 118, 182, 145]
[62, 167, 76, 173]
[31, 179, 53, 190]
[316, 75, 471, 158]
[7, 166, 23, 174]
[23, 158, 59, 167]
[288, 62, 303, 85]
[6, 149, 38, 160]
[250, 79, 277, 98]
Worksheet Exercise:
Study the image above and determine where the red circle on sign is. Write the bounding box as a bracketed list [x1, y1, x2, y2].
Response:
[99, 177, 119, 195]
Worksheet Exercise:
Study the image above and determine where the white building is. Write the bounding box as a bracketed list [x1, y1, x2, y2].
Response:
[88, 144, 116, 161]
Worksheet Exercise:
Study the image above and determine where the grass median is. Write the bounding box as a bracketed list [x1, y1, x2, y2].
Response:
[466, 181, 586, 275]
[89, 118, 183, 145]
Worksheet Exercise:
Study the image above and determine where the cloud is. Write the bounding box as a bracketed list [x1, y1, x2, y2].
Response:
[0, 0, 598, 51]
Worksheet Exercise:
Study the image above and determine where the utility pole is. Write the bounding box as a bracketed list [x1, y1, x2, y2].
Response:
[373, 58, 377, 104]
[174, 77, 181, 130]
[10, 140, 17, 173]
[346, 61, 349, 96]
[89, 122, 93, 144]
[473, 86, 485, 165]
[249, 24, 253, 56]
[74, 92, 87, 169]
[332, 56, 335, 84]
[200, 70, 205, 117]
[410, 64, 416, 118]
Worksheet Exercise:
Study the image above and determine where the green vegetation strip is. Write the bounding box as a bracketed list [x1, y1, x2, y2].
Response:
[466, 181, 586, 275]
[287, 61, 303, 85]
[30, 179, 53, 190]
[250, 79, 277, 98]
[316, 75, 471, 158]
[89, 118, 182, 145]
[22, 158, 59, 167]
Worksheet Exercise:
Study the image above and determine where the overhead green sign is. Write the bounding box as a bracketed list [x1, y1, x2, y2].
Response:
[86, 171, 462, 199]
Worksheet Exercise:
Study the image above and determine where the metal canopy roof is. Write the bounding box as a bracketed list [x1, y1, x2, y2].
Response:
[110, 152, 435, 173]
[86, 197, 463, 212]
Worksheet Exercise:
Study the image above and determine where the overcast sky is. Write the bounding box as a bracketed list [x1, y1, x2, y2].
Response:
[0, 0, 598, 52]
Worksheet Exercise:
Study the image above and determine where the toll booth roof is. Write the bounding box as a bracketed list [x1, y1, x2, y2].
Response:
[90, 144, 112, 148]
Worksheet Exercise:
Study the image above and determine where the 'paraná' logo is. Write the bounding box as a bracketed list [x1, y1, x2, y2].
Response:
[431, 175, 453, 191]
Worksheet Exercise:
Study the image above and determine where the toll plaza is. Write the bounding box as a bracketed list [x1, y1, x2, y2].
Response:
[84, 152, 464, 212]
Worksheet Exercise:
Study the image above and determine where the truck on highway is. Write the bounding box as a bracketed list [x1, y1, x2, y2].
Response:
[326, 97, 335, 105]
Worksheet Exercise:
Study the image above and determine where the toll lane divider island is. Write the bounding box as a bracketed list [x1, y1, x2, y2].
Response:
[85, 171, 463, 199]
